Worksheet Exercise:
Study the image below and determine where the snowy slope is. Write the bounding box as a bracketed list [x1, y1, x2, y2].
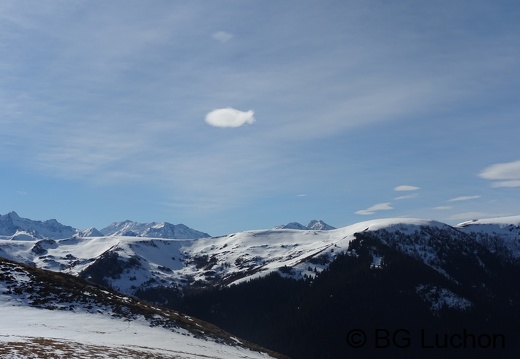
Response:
[0, 257, 286, 359]
[456, 215, 520, 258]
[0, 308, 276, 359]
[457, 215, 520, 227]
[180, 218, 426, 285]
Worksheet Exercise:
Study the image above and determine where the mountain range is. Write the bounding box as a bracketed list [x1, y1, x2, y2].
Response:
[1, 212, 520, 358]
[0, 211, 210, 240]
[0, 211, 337, 240]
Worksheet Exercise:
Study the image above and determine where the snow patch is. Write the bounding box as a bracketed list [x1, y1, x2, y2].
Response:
[416, 284, 472, 315]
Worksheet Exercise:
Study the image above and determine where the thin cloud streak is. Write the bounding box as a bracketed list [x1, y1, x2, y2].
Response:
[356, 203, 394, 216]
[448, 196, 481, 202]
[394, 185, 420, 192]
[395, 193, 419, 200]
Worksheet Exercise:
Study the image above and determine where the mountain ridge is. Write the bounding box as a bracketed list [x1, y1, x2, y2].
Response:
[100, 219, 210, 239]
[0, 211, 78, 239]
[0, 212, 210, 240]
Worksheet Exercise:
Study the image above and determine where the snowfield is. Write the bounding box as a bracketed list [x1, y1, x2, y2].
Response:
[0, 304, 275, 359]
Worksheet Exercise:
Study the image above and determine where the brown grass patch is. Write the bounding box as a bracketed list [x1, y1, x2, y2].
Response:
[0, 336, 184, 358]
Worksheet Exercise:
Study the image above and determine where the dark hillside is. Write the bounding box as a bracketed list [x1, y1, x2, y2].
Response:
[174, 233, 520, 359]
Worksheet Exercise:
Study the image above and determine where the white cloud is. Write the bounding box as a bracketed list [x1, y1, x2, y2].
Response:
[204, 108, 255, 128]
[394, 185, 420, 192]
[491, 180, 520, 188]
[212, 31, 233, 43]
[479, 160, 520, 187]
[448, 195, 481, 202]
[355, 202, 393, 215]
[395, 193, 418, 200]
[433, 206, 452, 210]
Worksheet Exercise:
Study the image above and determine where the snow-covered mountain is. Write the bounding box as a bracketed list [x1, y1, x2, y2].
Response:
[0, 257, 288, 359]
[100, 220, 210, 239]
[79, 227, 104, 237]
[0, 212, 210, 240]
[273, 219, 335, 230]
[306, 219, 336, 230]
[0, 218, 413, 295]
[0, 211, 78, 239]
[273, 222, 308, 230]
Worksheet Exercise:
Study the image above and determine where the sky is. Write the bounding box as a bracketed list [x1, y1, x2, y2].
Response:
[1, 0, 519, 236]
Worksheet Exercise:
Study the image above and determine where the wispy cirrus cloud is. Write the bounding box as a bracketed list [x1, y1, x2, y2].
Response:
[395, 193, 419, 200]
[394, 185, 420, 192]
[394, 185, 420, 200]
[433, 206, 452, 211]
[448, 196, 481, 202]
[355, 203, 394, 216]
[479, 160, 520, 187]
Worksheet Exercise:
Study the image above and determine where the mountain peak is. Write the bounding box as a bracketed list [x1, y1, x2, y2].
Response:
[7, 211, 20, 219]
[275, 222, 308, 230]
[274, 220, 336, 230]
[0, 212, 77, 239]
[79, 227, 104, 237]
[307, 219, 336, 230]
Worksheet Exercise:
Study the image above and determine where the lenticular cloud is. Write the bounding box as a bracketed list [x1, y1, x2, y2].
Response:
[205, 108, 255, 128]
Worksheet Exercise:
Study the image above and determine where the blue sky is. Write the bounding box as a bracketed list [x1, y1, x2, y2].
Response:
[1, 0, 519, 236]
